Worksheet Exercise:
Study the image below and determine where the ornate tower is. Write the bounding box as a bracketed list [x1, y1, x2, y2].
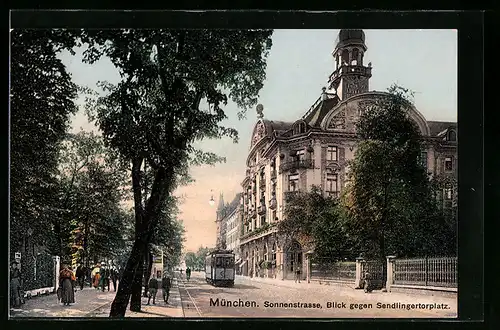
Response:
[327, 29, 372, 101]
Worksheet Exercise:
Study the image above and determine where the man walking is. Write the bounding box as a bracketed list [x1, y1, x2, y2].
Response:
[110, 268, 118, 292]
[147, 275, 159, 305]
[294, 264, 301, 283]
[101, 263, 110, 292]
[76, 264, 85, 290]
[161, 274, 171, 304]
[186, 267, 191, 281]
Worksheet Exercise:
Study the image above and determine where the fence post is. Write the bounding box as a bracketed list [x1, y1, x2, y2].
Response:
[384, 255, 396, 292]
[355, 256, 364, 289]
[425, 256, 428, 287]
[53, 256, 60, 293]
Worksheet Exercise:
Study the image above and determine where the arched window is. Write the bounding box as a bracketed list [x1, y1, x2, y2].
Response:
[447, 130, 457, 141]
[341, 49, 349, 66]
[351, 48, 359, 65]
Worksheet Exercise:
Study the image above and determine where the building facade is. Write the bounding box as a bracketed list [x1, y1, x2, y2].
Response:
[215, 193, 244, 255]
[225, 193, 244, 265]
[239, 29, 457, 281]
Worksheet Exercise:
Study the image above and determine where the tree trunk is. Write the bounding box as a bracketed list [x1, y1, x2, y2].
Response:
[130, 256, 144, 312]
[143, 249, 153, 297]
[109, 239, 146, 317]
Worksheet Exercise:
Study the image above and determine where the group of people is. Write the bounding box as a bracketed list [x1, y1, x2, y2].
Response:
[57, 262, 122, 306]
[146, 273, 172, 305]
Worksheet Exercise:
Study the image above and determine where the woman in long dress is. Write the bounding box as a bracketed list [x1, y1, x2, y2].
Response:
[59, 265, 75, 306]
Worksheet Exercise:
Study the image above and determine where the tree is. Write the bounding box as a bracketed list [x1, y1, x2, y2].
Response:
[342, 84, 450, 262]
[56, 131, 130, 265]
[10, 30, 79, 261]
[184, 252, 198, 269]
[80, 29, 273, 317]
[277, 186, 355, 262]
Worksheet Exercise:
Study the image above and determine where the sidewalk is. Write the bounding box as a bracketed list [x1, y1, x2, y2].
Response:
[90, 278, 184, 318]
[10, 286, 117, 318]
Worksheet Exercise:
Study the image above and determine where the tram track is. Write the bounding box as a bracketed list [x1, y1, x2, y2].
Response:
[177, 276, 253, 318]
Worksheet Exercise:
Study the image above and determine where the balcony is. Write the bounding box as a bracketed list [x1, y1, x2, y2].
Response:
[259, 179, 266, 188]
[269, 198, 277, 210]
[329, 65, 372, 83]
[279, 159, 314, 172]
[249, 209, 257, 218]
[258, 204, 266, 215]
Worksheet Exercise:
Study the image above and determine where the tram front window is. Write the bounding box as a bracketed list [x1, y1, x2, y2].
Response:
[216, 257, 223, 267]
[224, 258, 235, 268]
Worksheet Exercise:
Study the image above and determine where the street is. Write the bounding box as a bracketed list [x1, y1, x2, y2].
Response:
[177, 271, 457, 318]
[10, 272, 457, 318]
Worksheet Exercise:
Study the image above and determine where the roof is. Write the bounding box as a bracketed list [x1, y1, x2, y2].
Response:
[427, 121, 457, 137]
[303, 97, 339, 127]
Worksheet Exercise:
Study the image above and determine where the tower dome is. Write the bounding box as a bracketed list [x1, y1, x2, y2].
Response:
[335, 29, 367, 50]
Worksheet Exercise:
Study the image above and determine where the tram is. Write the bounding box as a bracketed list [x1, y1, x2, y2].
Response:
[205, 249, 235, 287]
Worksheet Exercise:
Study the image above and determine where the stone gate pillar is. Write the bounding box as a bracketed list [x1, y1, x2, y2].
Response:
[355, 256, 365, 289]
[53, 256, 60, 292]
[385, 256, 397, 292]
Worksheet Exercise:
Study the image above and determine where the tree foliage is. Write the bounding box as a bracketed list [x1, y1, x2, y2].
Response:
[10, 30, 79, 257]
[343, 84, 454, 260]
[56, 131, 130, 264]
[278, 186, 356, 261]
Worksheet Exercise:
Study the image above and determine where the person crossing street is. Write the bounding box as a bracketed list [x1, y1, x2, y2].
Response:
[147, 274, 159, 305]
[161, 274, 171, 304]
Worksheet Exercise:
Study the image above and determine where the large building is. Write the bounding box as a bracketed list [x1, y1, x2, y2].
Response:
[239, 29, 457, 281]
[215, 193, 244, 255]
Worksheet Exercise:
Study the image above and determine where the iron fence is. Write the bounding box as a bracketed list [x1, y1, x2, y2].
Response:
[393, 256, 457, 288]
[310, 260, 356, 281]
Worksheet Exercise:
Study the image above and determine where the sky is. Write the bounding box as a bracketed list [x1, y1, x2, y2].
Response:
[59, 29, 457, 253]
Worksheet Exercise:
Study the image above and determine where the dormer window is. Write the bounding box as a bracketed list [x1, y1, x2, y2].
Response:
[299, 123, 306, 134]
[447, 130, 457, 142]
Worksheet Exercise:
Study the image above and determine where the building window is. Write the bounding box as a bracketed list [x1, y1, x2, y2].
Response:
[444, 157, 453, 172]
[447, 130, 457, 141]
[296, 149, 306, 162]
[326, 173, 339, 197]
[288, 174, 299, 192]
[272, 210, 277, 222]
[327, 146, 338, 161]
[421, 151, 428, 169]
[444, 188, 453, 200]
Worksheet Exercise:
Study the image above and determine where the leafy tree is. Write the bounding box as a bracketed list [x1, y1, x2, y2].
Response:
[79, 29, 273, 317]
[10, 30, 79, 262]
[342, 84, 452, 262]
[56, 131, 130, 265]
[184, 252, 198, 269]
[277, 186, 355, 262]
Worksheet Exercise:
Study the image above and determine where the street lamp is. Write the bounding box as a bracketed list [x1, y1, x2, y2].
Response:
[209, 189, 215, 206]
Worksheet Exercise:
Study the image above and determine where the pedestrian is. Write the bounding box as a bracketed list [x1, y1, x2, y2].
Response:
[59, 265, 75, 306]
[295, 264, 301, 283]
[76, 264, 85, 290]
[186, 267, 191, 281]
[91, 264, 100, 289]
[161, 274, 171, 304]
[147, 275, 159, 305]
[10, 261, 22, 308]
[110, 267, 118, 292]
[101, 263, 110, 292]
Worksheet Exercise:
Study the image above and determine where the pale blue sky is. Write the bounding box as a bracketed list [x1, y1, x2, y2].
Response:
[60, 29, 457, 251]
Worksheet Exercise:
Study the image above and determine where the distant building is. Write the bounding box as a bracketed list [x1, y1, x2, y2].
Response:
[239, 29, 457, 281]
[224, 193, 244, 264]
